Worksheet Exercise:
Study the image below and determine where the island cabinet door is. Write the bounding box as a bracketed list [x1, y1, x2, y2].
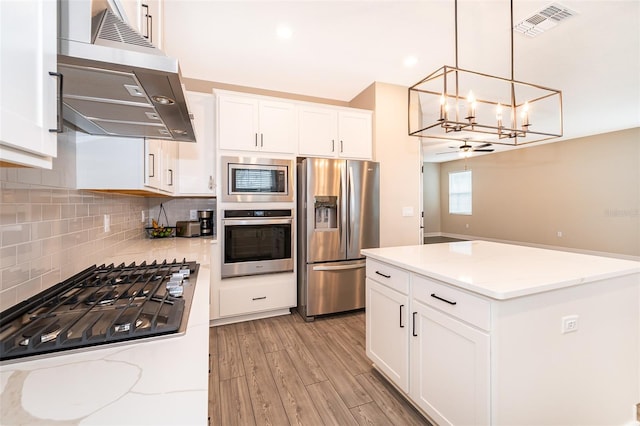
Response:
[366, 278, 410, 393]
[410, 301, 490, 426]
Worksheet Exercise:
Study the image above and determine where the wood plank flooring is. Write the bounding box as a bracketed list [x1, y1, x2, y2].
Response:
[209, 310, 431, 426]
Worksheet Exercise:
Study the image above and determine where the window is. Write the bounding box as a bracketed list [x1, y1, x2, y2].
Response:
[449, 170, 472, 215]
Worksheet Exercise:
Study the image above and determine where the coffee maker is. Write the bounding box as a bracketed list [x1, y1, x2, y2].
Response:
[197, 210, 214, 236]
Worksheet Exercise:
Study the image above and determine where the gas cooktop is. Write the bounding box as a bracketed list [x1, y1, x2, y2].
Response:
[0, 259, 199, 362]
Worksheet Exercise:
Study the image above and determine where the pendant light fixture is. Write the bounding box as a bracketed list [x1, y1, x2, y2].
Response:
[408, 0, 563, 146]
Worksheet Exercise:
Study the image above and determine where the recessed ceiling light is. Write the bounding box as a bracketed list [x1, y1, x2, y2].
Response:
[403, 56, 418, 68]
[276, 25, 293, 40]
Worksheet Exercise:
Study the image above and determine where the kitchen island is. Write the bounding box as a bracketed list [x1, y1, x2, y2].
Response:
[0, 237, 213, 425]
[362, 241, 640, 426]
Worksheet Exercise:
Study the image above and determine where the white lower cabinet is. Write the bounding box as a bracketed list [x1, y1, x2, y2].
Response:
[218, 278, 295, 318]
[210, 268, 296, 324]
[411, 300, 490, 426]
[366, 278, 409, 392]
[366, 258, 490, 425]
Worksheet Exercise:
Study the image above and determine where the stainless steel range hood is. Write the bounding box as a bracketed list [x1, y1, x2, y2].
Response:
[58, 0, 196, 142]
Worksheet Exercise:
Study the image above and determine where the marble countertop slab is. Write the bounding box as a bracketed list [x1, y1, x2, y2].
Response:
[0, 237, 214, 425]
[362, 241, 640, 300]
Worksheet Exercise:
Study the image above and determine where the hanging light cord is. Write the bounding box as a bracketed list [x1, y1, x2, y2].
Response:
[510, 0, 515, 81]
[454, 0, 459, 69]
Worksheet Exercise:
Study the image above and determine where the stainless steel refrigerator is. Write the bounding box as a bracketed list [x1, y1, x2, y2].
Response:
[297, 158, 380, 321]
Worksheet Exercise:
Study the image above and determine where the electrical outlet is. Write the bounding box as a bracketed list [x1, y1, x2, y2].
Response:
[190, 209, 198, 220]
[561, 315, 578, 334]
[104, 214, 111, 233]
[557, 231, 563, 237]
[141, 211, 146, 223]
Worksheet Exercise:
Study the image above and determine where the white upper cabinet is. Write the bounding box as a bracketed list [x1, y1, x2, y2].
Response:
[118, 0, 163, 48]
[297, 106, 339, 157]
[0, 0, 58, 168]
[337, 110, 372, 159]
[298, 105, 372, 160]
[75, 134, 174, 195]
[176, 91, 216, 196]
[217, 92, 296, 154]
[145, 139, 176, 194]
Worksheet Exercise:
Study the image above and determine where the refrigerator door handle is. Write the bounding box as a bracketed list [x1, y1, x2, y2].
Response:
[347, 166, 355, 253]
[312, 263, 366, 272]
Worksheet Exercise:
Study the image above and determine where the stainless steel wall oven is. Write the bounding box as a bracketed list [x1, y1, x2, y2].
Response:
[221, 209, 293, 278]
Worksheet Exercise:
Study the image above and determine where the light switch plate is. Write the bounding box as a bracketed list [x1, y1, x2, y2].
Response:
[402, 206, 414, 217]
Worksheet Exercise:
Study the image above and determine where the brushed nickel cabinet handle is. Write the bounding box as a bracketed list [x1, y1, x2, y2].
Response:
[48, 72, 63, 133]
[431, 293, 457, 305]
[412, 312, 418, 337]
[148, 153, 155, 178]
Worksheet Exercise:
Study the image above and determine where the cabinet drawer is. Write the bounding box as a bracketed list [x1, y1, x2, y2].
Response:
[219, 280, 295, 317]
[366, 258, 410, 295]
[413, 275, 490, 331]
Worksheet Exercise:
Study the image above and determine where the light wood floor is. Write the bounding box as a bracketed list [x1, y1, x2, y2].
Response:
[208, 310, 432, 426]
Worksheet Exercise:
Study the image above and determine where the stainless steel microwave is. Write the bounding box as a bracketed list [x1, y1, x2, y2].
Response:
[221, 156, 294, 202]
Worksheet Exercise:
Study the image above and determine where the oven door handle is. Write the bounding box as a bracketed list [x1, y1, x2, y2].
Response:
[222, 218, 292, 226]
[312, 262, 365, 272]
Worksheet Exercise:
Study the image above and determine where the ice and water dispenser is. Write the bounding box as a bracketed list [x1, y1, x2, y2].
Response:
[314, 196, 338, 230]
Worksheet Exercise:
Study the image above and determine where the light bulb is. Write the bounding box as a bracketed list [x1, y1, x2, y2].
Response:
[521, 101, 530, 128]
[467, 91, 477, 119]
[496, 103, 503, 129]
[439, 94, 447, 120]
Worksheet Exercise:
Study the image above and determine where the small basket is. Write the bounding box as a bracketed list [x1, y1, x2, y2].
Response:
[146, 203, 175, 238]
[145, 226, 176, 238]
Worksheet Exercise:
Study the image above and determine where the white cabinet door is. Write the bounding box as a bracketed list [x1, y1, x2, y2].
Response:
[142, 0, 163, 48]
[0, 0, 57, 168]
[366, 278, 410, 393]
[298, 107, 372, 160]
[218, 94, 259, 152]
[338, 111, 372, 159]
[145, 139, 162, 189]
[160, 140, 177, 193]
[117, 0, 162, 48]
[177, 91, 215, 196]
[410, 301, 490, 426]
[258, 100, 296, 154]
[298, 106, 338, 157]
[217, 93, 296, 154]
[145, 139, 176, 194]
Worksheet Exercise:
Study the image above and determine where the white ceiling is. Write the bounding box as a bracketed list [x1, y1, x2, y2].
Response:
[162, 0, 640, 162]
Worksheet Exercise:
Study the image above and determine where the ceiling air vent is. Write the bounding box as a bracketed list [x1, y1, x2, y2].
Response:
[514, 3, 578, 37]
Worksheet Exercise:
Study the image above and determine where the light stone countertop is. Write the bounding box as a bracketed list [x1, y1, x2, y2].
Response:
[0, 237, 214, 425]
[362, 240, 640, 300]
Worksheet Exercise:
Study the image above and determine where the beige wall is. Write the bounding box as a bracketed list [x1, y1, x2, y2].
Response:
[183, 77, 349, 107]
[351, 82, 422, 248]
[423, 162, 441, 234]
[439, 127, 640, 257]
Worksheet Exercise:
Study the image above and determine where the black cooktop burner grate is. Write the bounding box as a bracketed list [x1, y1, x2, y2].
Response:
[0, 259, 198, 362]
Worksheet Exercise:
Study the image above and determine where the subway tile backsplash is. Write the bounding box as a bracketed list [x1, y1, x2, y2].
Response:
[0, 181, 148, 311]
[0, 176, 216, 312]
